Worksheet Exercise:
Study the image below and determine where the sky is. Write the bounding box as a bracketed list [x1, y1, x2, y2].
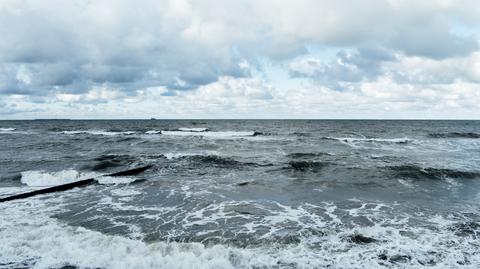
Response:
[1, 0, 480, 119]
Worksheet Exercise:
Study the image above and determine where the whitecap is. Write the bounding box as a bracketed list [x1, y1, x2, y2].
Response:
[146, 130, 162, 134]
[0, 127, 16, 132]
[178, 127, 209, 132]
[62, 130, 135, 136]
[163, 151, 220, 160]
[20, 169, 137, 187]
[161, 131, 256, 138]
[324, 137, 411, 144]
[20, 169, 84, 187]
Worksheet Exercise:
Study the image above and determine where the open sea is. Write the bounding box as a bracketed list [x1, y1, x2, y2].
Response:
[1, 120, 480, 268]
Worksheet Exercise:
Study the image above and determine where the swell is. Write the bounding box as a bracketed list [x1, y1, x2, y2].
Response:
[86, 154, 140, 171]
[427, 132, 480, 139]
[388, 165, 480, 180]
[284, 161, 330, 172]
[286, 152, 332, 159]
[175, 155, 263, 168]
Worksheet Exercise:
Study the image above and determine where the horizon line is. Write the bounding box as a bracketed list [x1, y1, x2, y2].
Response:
[1, 118, 479, 121]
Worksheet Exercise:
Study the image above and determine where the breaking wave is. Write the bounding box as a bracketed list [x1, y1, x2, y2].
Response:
[145, 130, 162, 134]
[178, 127, 209, 132]
[163, 151, 220, 160]
[20, 170, 86, 187]
[161, 131, 257, 138]
[0, 127, 16, 133]
[19, 169, 138, 186]
[322, 137, 411, 144]
[2, 197, 479, 268]
[427, 132, 480, 139]
[62, 130, 136, 136]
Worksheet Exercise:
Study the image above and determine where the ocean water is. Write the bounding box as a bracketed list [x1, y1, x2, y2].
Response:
[1, 120, 480, 268]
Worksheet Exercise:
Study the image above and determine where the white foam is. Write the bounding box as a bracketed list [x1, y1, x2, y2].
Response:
[178, 128, 209, 132]
[20, 169, 138, 187]
[161, 131, 255, 138]
[326, 137, 412, 144]
[110, 188, 142, 197]
[398, 179, 414, 188]
[163, 151, 220, 160]
[62, 130, 135, 136]
[0, 127, 30, 134]
[20, 169, 83, 187]
[146, 130, 162, 134]
[0, 127, 16, 132]
[96, 175, 138, 185]
[0, 201, 239, 269]
[1, 197, 479, 268]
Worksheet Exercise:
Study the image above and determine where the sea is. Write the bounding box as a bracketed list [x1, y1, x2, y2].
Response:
[0, 120, 479, 268]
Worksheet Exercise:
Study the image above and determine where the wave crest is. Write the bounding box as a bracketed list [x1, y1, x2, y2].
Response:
[285, 161, 329, 172]
[20, 170, 83, 187]
[388, 165, 480, 180]
[322, 137, 411, 144]
[0, 127, 16, 132]
[161, 131, 257, 138]
[428, 132, 480, 139]
[178, 127, 209, 132]
[62, 130, 135, 136]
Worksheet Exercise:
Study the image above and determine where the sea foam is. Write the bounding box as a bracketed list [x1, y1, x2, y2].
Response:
[62, 130, 136, 136]
[20, 169, 137, 186]
[161, 131, 256, 138]
[0, 127, 16, 132]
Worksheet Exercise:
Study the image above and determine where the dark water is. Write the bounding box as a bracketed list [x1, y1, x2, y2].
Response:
[1, 120, 480, 268]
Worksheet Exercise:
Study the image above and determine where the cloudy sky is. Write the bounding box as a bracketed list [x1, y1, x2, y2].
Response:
[1, 0, 480, 119]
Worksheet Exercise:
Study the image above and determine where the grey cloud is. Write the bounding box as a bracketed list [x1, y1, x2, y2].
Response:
[289, 47, 397, 89]
[1, 0, 480, 100]
[389, 28, 478, 60]
[0, 0, 248, 96]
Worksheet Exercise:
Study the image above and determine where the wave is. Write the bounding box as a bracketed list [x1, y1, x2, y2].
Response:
[161, 130, 257, 138]
[0, 127, 30, 134]
[178, 127, 209, 132]
[322, 137, 411, 144]
[89, 154, 139, 171]
[388, 165, 480, 180]
[20, 169, 85, 187]
[291, 132, 311, 137]
[449, 221, 480, 237]
[286, 152, 332, 159]
[0, 127, 16, 132]
[428, 132, 480, 139]
[163, 151, 220, 160]
[161, 153, 269, 169]
[62, 130, 136, 136]
[20, 169, 138, 186]
[285, 161, 329, 172]
[2, 196, 480, 268]
[177, 155, 260, 168]
[145, 130, 162, 134]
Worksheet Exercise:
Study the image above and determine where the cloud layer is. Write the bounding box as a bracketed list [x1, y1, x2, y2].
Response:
[0, 0, 479, 118]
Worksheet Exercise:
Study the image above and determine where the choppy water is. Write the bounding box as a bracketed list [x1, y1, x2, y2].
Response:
[1, 120, 480, 268]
